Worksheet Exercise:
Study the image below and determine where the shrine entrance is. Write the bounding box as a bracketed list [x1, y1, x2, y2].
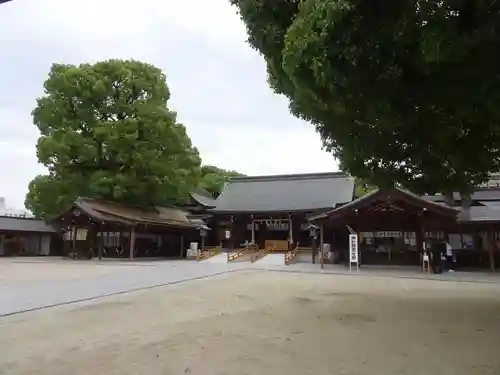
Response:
[310, 188, 459, 265]
[245, 216, 312, 251]
[252, 218, 291, 251]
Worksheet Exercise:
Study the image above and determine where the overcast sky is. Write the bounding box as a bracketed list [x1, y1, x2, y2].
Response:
[0, 0, 338, 210]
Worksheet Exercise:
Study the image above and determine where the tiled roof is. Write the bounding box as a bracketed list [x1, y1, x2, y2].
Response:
[0, 216, 56, 233]
[422, 189, 500, 203]
[73, 198, 203, 229]
[189, 189, 216, 207]
[458, 206, 500, 223]
[309, 187, 458, 221]
[212, 172, 355, 213]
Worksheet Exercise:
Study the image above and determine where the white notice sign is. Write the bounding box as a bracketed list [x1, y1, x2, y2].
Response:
[349, 234, 359, 272]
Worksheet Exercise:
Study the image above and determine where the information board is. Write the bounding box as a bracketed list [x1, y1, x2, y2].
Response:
[349, 234, 359, 272]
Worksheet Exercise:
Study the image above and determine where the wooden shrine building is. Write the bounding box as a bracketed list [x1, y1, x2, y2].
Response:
[53, 197, 208, 259]
[204, 172, 355, 251]
[309, 187, 500, 269]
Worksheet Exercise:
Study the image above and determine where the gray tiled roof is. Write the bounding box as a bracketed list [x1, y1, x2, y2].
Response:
[212, 172, 355, 213]
[189, 189, 216, 207]
[73, 198, 201, 228]
[0, 216, 56, 233]
[459, 206, 500, 223]
[308, 187, 458, 221]
[422, 189, 500, 203]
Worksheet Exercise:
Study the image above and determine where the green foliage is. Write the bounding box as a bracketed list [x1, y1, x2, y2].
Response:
[354, 179, 376, 198]
[200, 165, 245, 197]
[25, 59, 201, 218]
[230, 0, 500, 195]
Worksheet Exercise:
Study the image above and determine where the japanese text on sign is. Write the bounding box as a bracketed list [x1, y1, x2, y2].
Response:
[349, 234, 358, 263]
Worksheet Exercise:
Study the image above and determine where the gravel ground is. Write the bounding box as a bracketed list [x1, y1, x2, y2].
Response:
[1, 270, 500, 375]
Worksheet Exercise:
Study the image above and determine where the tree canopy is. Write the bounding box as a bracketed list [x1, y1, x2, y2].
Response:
[230, 0, 500, 196]
[200, 165, 245, 197]
[25, 59, 202, 218]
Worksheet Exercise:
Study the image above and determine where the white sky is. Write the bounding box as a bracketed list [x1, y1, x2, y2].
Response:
[0, 0, 338, 210]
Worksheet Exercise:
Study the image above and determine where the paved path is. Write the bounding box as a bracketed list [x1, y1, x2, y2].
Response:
[201, 253, 228, 264]
[0, 260, 248, 317]
[1, 258, 499, 317]
[253, 253, 285, 267]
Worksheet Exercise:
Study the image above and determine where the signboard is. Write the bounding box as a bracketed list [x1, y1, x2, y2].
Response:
[349, 234, 359, 272]
[225, 230, 231, 239]
[76, 228, 88, 241]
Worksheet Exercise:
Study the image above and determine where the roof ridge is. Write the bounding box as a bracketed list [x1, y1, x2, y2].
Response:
[0, 215, 42, 221]
[228, 172, 350, 183]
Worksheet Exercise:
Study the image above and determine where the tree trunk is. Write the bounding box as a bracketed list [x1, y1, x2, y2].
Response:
[459, 192, 472, 208]
[443, 192, 454, 206]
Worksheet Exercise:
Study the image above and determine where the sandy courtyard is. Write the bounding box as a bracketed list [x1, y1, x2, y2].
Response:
[1, 270, 500, 375]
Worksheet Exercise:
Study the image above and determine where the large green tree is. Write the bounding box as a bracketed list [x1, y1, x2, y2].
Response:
[230, 0, 500, 196]
[25, 59, 201, 218]
[200, 165, 245, 197]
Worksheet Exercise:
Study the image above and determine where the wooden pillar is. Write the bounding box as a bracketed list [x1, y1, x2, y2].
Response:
[129, 227, 136, 259]
[320, 222, 325, 269]
[62, 230, 68, 257]
[180, 234, 184, 258]
[288, 214, 293, 250]
[200, 232, 205, 253]
[319, 221, 324, 260]
[311, 231, 317, 264]
[251, 214, 255, 245]
[72, 226, 77, 259]
[229, 215, 234, 249]
[98, 224, 103, 260]
[416, 215, 424, 258]
[487, 230, 496, 272]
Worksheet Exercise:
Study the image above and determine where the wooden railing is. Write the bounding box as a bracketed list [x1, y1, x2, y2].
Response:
[284, 245, 314, 265]
[196, 246, 221, 262]
[227, 243, 258, 262]
[284, 243, 300, 265]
